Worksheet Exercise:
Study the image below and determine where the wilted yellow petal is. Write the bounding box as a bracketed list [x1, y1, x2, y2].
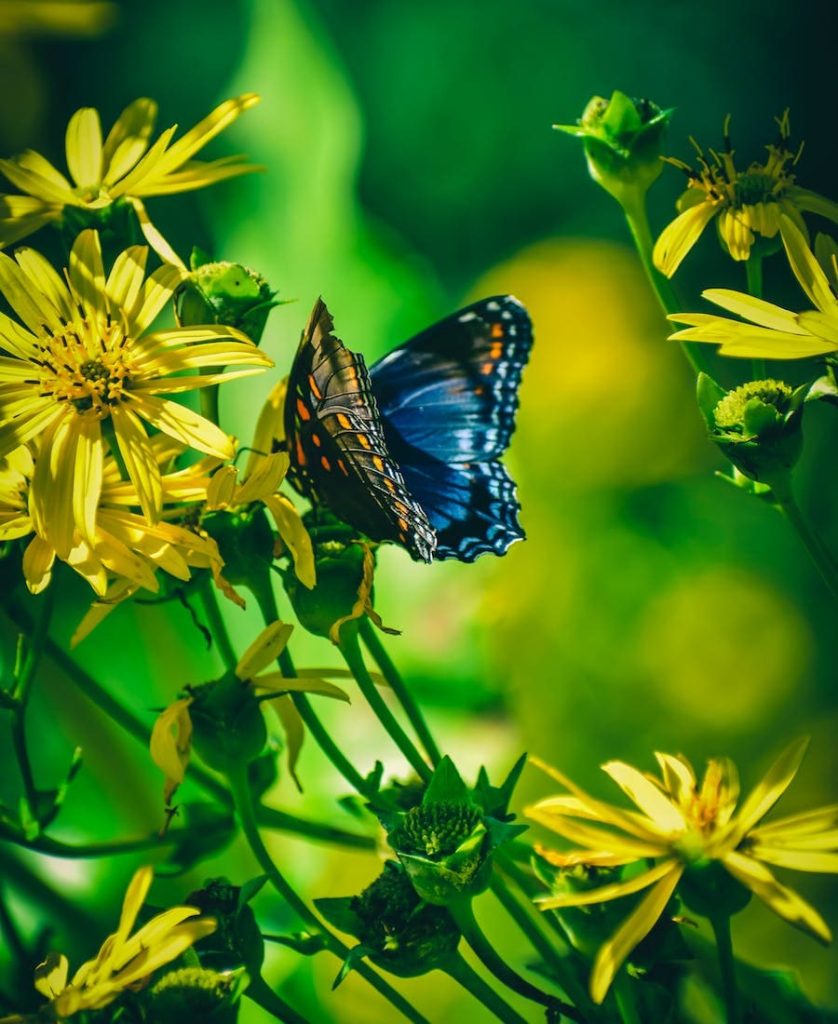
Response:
[536, 858, 678, 911]
[33, 952, 69, 999]
[271, 693, 304, 790]
[254, 672, 350, 703]
[264, 493, 316, 589]
[150, 697, 193, 805]
[236, 620, 294, 679]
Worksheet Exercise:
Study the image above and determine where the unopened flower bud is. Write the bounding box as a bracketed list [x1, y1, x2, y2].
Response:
[177, 249, 277, 344]
[148, 965, 245, 1024]
[189, 673, 268, 772]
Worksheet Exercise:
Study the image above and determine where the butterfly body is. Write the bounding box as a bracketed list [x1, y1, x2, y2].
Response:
[285, 296, 532, 563]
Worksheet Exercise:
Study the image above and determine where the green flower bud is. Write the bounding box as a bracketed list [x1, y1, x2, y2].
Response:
[679, 859, 752, 920]
[187, 878, 266, 977]
[189, 673, 268, 772]
[203, 507, 275, 587]
[554, 91, 672, 205]
[177, 249, 277, 344]
[696, 373, 807, 484]
[148, 965, 245, 1024]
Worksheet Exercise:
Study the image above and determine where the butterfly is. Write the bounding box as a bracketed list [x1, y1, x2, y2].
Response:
[284, 295, 532, 563]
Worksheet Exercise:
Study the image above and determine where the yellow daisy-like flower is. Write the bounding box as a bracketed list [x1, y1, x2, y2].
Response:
[653, 111, 838, 276]
[669, 215, 838, 358]
[0, 866, 215, 1022]
[0, 229, 271, 542]
[0, 434, 222, 603]
[206, 379, 316, 590]
[526, 738, 838, 1004]
[0, 93, 259, 263]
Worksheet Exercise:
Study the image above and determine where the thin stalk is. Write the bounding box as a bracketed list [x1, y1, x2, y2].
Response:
[771, 477, 838, 599]
[443, 954, 529, 1024]
[745, 255, 766, 379]
[490, 873, 588, 1020]
[621, 191, 708, 374]
[710, 915, 740, 1024]
[613, 974, 643, 1024]
[229, 767, 430, 1024]
[199, 383, 221, 430]
[199, 578, 237, 672]
[339, 630, 431, 782]
[245, 973, 311, 1024]
[2, 825, 203, 859]
[449, 898, 567, 1017]
[359, 617, 441, 766]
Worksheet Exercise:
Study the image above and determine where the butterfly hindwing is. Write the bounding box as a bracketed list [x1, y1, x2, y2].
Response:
[285, 299, 436, 562]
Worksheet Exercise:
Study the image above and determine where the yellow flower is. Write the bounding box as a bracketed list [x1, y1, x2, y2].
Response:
[206, 379, 316, 590]
[0, 1, 114, 38]
[0, 866, 215, 1022]
[526, 738, 838, 1004]
[669, 215, 838, 358]
[653, 112, 838, 276]
[1, 434, 223, 615]
[0, 229, 271, 540]
[0, 93, 259, 263]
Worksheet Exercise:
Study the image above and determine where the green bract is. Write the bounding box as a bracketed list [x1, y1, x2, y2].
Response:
[189, 673, 268, 772]
[148, 965, 246, 1024]
[555, 90, 672, 204]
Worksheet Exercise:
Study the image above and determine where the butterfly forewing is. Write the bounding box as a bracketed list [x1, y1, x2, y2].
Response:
[285, 299, 437, 562]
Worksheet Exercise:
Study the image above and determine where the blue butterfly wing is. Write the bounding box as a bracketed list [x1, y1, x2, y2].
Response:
[370, 296, 532, 560]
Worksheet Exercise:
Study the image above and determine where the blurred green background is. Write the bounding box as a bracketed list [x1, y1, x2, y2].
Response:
[1, 0, 836, 1020]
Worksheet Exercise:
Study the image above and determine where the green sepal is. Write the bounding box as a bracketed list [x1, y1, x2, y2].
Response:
[203, 508, 275, 588]
[696, 372, 727, 427]
[423, 755, 471, 806]
[805, 369, 838, 406]
[333, 944, 376, 988]
[679, 860, 752, 919]
[473, 752, 527, 818]
[189, 673, 268, 772]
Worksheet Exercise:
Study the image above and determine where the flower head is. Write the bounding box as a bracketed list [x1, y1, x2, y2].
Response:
[3, 866, 215, 1021]
[0, 229, 271, 537]
[527, 739, 838, 1003]
[653, 112, 838, 276]
[0, 94, 260, 262]
[669, 215, 838, 359]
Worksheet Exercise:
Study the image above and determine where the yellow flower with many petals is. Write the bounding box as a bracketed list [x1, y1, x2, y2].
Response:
[0, 229, 271, 543]
[0, 866, 215, 1022]
[526, 738, 838, 1004]
[669, 215, 838, 359]
[653, 112, 838, 276]
[0, 93, 259, 263]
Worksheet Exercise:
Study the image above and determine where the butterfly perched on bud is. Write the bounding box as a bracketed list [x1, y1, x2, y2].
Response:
[284, 296, 532, 563]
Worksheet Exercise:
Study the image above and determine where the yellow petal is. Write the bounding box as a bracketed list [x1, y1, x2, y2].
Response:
[101, 98, 158, 185]
[109, 918, 216, 988]
[246, 378, 287, 474]
[106, 125, 177, 198]
[722, 850, 831, 943]
[113, 866, 154, 954]
[14, 150, 73, 193]
[796, 311, 838, 346]
[750, 804, 838, 841]
[73, 413, 104, 545]
[536, 858, 678, 911]
[105, 244, 148, 316]
[589, 865, 683, 1004]
[0, 248, 64, 334]
[271, 693, 304, 789]
[654, 753, 696, 804]
[701, 289, 809, 334]
[0, 401, 63, 460]
[0, 156, 75, 204]
[110, 403, 163, 523]
[125, 392, 235, 459]
[236, 620, 294, 679]
[34, 951, 69, 999]
[13, 247, 75, 323]
[236, 451, 288, 505]
[779, 214, 836, 313]
[747, 846, 838, 873]
[206, 465, 239, 509]
[126, 196, 184, 268]
[65, 108, 103, 190]
[730, 737, 809, 843]
[21, 535, 53, 593]
[525, 802, 669, 860]
[254, 673, 350, 702]
[132, 155, 262, 196]
[263, 493, 316, 589]
[653, 202, 718, 277]
[71, 579, 137, 646]
[718, 208, 754, 261]
[149, 698, 193, 804]
[68, 228, 107, 317]
[788, 186, 838, 226]
[601, 761, 687, 832]
[126, 258, 185, 335]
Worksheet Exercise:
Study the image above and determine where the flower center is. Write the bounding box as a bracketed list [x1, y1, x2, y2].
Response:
[35, 319, 133, 417]
[714, 379, 793, 430]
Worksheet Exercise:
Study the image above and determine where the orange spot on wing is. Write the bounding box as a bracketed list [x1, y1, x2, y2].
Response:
[372, 455, 385, 471]
[357, 434, 371, 449]
[337, 413, 351, 429]
[308, 373, 323, 400]
[320, 455, 331, 471]
[312, 433, 321, 447]
[384, 478, 396, 493]
[295, 437, 307, 466]
[490, 323, 504, 338]
[296, 397, 311, 421]
[337, 458, 349, 475]
[489, 341, 503, 358]
[481, 362, 494, 375]
[398, 517, 408, 531]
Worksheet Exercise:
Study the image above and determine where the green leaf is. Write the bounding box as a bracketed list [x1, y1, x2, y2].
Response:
[157, 803, 235, 876]
[696, 373, 727, 427]
[314, 896, 363, 936]
[473, 753, 526, 818]
[238, 875, 268, 909]
[423, 756, 470, 807]
[332, 944, 375, 989]
[805, 372, 838, 406]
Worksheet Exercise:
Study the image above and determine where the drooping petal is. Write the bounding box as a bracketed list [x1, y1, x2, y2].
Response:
[254, 673, 350, 702]
[788, 186, 838, 226]
[271, 693, 304, 789]
[235, 620, 294, 680]
[149, 697, 193, 806]
[779, 215, 836, 313]
[653, 202, 719, 277]
[65, 108, 103, 190]
[796, 311, 838, 346]
[125, 392, 235, 459]
[126, 197, 184, 268]
[34, 952, 69, 999]
[589, 864, 683, 1004]
[263, 493, 316, 589]
[536, 858, 679, 911]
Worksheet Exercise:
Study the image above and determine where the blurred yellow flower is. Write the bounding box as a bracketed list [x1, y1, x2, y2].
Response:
[0, 93, 259, 262]
[669, 215, 838, 358]
[0, 229, 271, 541]
[0, 1, 114, 37]
[527, 738, 838, 1003]
[653, 112, 838, 276]
[0, 866, 215, 1022]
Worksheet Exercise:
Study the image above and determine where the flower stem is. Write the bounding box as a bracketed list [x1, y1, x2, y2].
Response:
[710, 914, 740, 1024]
[443, 954, 529, 1024]
[745, 255, 766, 379]
[770, 476, 838, 600]
[621, 192, 708, 374]
[245, 973, 311, 1024]
[358, 617, 442, 766]
[199, 383, 221, 429]
[613, 974, 643, 1024]
[339, 629, 432, 782]
[228, 766, 430, 1024]
[199, 577, 237, 672]
[449, 898, 566, 1017]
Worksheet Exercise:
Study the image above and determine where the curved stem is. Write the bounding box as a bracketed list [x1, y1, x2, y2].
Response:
[613, 974, 643, 1024]
[199, 578, 237, 672]
[339, 630, 431, 782]
[771, 477, 838, 600]
[621, 191, 707, 374]
[228, 767, 430, 1024]
[745, 254, 766, 380]
[443, 954, 529, 1024]
[449, 898, 566, 1017]
[359, 617, 441, 766]
[245, 973, 310, 1024]
[710, 914, 740, 1024]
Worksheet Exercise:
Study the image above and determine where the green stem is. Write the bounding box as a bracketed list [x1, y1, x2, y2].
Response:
[200, 383, 221, 429]
[613, 974, 643, 1024]
[1, 825, 202, 859]
[449, 898, 565, 1017]
[228, 767, 430, 1024]
[245, 973, 310, 1024]
[199, 577, 237, 672]
[710, 915, 740, 1024]
[622, 191, 707, 374]
[770, 477, 838, 600]
[359, 617, 441, 766]
[339, 629, 431, 782]
[490, 873, 587, 1020]
[745, 255, 766, 379]
[443, 954, 529, 1024]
